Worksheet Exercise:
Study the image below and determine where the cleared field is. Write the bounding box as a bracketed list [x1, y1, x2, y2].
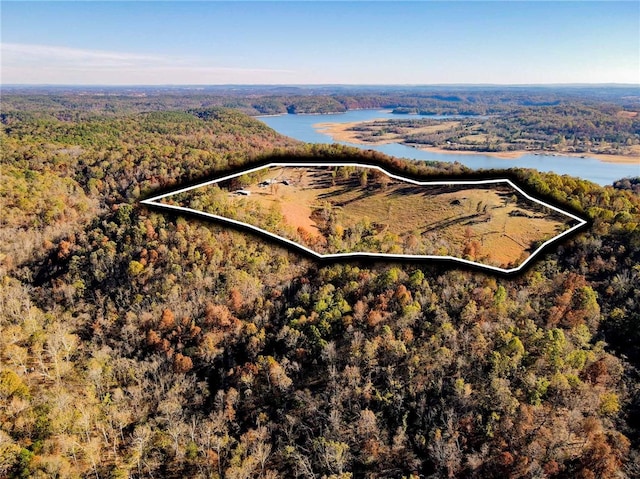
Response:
[169, 166, 576, 269]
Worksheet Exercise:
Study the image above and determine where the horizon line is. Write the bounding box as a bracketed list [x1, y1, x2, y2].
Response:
[3, 83, 640, 88]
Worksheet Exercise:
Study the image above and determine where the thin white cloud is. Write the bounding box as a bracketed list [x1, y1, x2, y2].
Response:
[2, 43, 167, 69]
[1, 43, 296, 84]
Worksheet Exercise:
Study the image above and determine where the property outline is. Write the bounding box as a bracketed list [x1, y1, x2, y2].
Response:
[141, 162, 588, 274]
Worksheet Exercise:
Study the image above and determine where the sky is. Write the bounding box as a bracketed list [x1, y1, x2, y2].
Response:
[1, 1, 639, 85]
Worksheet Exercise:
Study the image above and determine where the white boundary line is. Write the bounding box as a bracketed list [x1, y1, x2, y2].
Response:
[141, 162, 588, 274]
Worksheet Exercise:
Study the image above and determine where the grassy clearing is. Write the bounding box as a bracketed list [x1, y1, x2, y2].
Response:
[181, 166, 573, 268]
[458, 134, 489, 144]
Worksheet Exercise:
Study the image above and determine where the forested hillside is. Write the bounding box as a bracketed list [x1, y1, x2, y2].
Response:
[1, 99, 640, 478]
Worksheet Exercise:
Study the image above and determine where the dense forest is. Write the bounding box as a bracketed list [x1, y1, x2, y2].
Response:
[1, 93, 640, 478]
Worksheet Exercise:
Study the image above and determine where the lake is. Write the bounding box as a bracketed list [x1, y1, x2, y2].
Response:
[258, 110, 639, 185]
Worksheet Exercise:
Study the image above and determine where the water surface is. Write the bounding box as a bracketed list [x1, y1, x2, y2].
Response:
[258, 110, 639, 185]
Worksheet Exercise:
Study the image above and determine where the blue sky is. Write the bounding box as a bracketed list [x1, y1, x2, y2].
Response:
[2, 1, 638, 85]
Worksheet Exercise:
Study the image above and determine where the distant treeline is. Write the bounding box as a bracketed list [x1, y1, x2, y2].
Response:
[3, 85, 639, 117]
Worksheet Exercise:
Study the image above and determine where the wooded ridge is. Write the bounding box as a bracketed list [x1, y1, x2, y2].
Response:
[1, 95, 639, 478]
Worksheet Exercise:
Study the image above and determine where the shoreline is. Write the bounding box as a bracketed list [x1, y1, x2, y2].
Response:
[314, 121, 640, 166]
[415, 146, 640, 165]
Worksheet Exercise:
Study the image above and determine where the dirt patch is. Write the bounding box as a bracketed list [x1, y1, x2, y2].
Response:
[280, 198, 320, 237]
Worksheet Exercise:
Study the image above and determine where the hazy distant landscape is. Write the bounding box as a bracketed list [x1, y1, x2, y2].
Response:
[4, 84, 638, 184]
